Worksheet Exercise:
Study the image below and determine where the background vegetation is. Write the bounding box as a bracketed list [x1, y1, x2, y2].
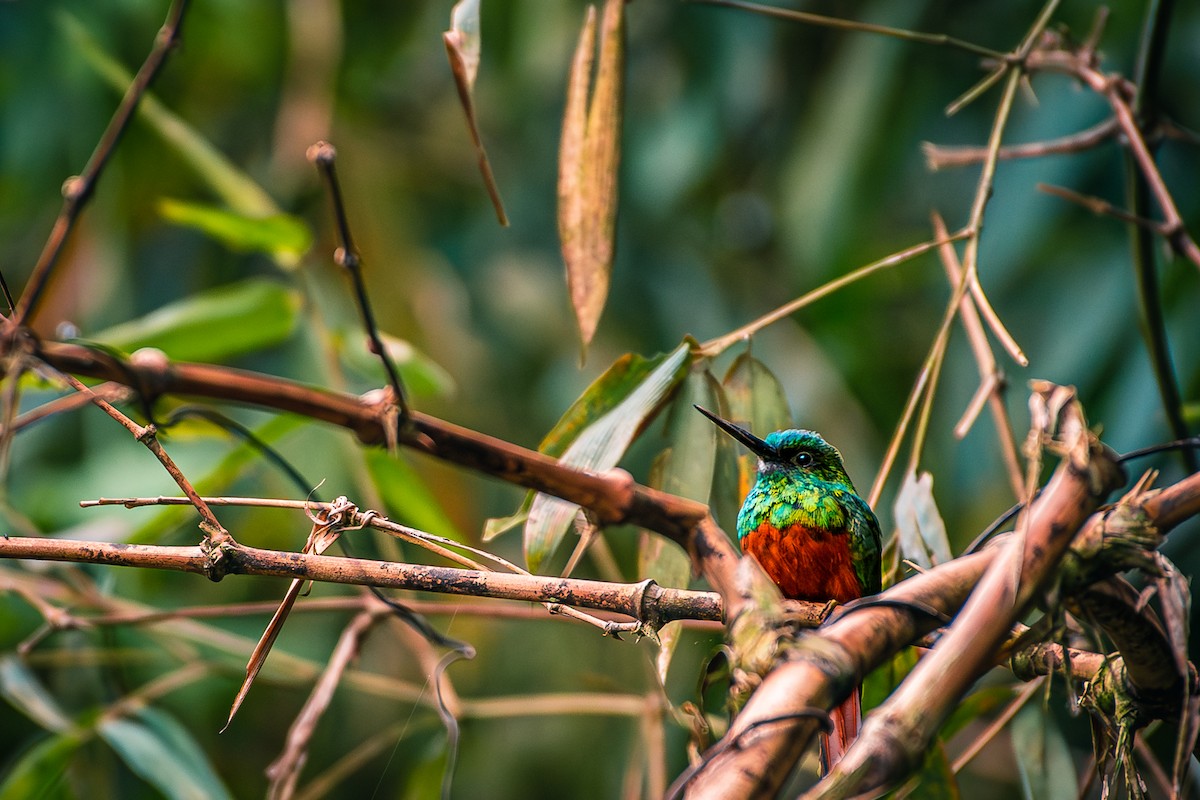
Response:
[0, 1, 1197, 797]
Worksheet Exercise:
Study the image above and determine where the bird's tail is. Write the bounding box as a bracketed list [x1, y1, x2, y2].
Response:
[819, 687, 861, 774]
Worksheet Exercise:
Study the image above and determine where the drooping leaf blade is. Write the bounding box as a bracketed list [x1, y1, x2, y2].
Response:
[91, 279, 300, 364]
[0, 733, 83, 800]
[158, 199, 311, 265]
[1012, 702, 1077, 800]
[0, 657, 72, 733]
[558, 0, 625, 352]
[720, 352, 793, 508]
[443, 0, 508, 226]
[524, 340, 692, 572]
[98, 707, 234, 800]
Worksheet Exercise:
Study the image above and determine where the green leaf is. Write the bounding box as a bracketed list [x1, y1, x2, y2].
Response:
[721, 351, 793, 435]
[92, 279, 299, 364]
[337, 330, 456, 399]
[907, 741, 961, 799]
[524, 340, 692, 572]
[0, 733, 83, 800]
[98, 707, 233, 800]
[1012, 703, 1077, 800]
[538, 349, 679, 459]
[893, 469, 953, 569]
[365, 449, 463, 542]
[158, 199, 311, 266]
[639, 365, 719, 682]
[0, 657, 72, 733]
[715, 352, 792, 533]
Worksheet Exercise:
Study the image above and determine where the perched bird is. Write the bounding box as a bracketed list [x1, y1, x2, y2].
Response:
[696, 405, 882, 771]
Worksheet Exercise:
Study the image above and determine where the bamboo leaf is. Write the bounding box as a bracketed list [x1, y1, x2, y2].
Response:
[0, 657, 72, 733]
[158, 199, 311, 265]
[0, 733, 82, 800]
[524, 340, 691, 572]
[1012, 703, 1076, 800]
[365, 450, 463, 542]
[444, 0, 508, 226]
[99, 707, 233, 800]
[640, 364, 721, 683]
[720, 352, 793, 512]
[558, 0, 625, 353]
[91, 279, 300, 364]
[893, 468, 953, 569]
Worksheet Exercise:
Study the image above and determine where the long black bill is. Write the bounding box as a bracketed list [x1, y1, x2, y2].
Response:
[693, 405, 777, 459]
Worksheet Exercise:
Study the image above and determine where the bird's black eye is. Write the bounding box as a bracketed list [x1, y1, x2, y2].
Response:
[794, 451, 814, 467]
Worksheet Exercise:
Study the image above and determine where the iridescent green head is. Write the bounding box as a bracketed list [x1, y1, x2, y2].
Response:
[694, 405, 853, 485]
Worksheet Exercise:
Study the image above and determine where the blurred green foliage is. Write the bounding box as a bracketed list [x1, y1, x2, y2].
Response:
[1, 1, 1198, 797]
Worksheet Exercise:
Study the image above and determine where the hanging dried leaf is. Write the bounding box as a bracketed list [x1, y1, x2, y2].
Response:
[222, 499, 357, 732]
[558, 0, 625, 353]
[444, 0, 508, 226]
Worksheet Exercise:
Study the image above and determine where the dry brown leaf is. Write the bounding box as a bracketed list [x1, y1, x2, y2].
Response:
[221, 498, 358, 732]
[558, 0, 625, 355]
[444, 0, 508, 226]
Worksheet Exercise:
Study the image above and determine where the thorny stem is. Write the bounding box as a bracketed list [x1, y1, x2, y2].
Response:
[922, 118, 1118, 170]
[9, 0, 190, 328]
[307, 141, 411, 422]
[58, 372, 233, 550]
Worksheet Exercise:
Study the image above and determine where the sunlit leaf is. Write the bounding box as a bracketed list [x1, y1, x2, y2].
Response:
[558, 0, 625, 353]
[0, 657, 71, 733]
[1012, 703, 1076, 800]
[91, 279, 299, 364]
[99, 707, 233, 800]
[524, 340, 691, 572]
[0, 733, 82, 800]
[365, 449, 463, 542]
[444, 0, 508, 226]
[893, 469, 953, 569]
[158, 199, 312, 266]
[539, 349, 678, 458]
[640, 364, 721, 683]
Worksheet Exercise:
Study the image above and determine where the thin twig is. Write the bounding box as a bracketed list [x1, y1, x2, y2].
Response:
[58, 371, 233, 549]
[698, 231, 969, 358]
[266, 609, 388, 800]
[932, 212, 1023, 498]
[307, 141, 411, 421]
[692, 0, 1007, 61]
[950, 677, 1044, 773]
[923, 118, 1118, 170]
[10, 0, 190, 327]
[1039, 182, 1169, 232]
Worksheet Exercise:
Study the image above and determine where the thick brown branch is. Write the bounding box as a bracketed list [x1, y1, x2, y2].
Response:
[23, 339, 709, 540]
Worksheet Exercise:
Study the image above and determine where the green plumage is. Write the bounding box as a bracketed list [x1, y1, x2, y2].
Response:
[737, 429, 882, 599]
